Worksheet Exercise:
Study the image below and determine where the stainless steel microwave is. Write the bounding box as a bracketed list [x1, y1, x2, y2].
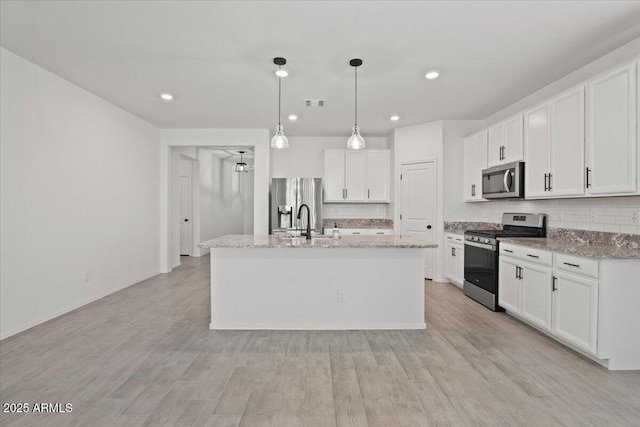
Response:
[482, 161, 525, 199]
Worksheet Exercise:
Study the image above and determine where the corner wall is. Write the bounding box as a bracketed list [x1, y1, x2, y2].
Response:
[0, 48, 161, 339]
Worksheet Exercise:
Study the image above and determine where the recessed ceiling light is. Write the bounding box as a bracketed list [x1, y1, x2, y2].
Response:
[275, 69, 289, 77]
[288, 114, 298, 121]
[390, 115, 400, 121]
[425, 71, 440, 80]
[160, 93, 173, 101]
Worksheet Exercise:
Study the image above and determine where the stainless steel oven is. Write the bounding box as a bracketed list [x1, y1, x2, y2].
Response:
[482, 161, 525, 199]
[463, 213, 547, 311]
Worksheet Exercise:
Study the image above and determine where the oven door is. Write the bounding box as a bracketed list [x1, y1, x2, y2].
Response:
[464, 241, 497, 294]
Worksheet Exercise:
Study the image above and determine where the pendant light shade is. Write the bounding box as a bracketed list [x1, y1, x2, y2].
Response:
[347, 58, 365, 150]
[271, 57, 289, 149]
[235, 151, 249, 173]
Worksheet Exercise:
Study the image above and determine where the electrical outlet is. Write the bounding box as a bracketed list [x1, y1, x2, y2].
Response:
[337, 289, 347, 303]
[590, 212, 598, 222]
[632, 211, 638, 225]
[84, 271, 90, 283]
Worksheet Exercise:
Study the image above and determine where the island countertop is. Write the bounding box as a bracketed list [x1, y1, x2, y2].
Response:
[199, 234, 437, 249]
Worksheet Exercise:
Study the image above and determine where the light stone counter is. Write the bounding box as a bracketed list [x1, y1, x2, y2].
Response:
[498, 237, 640, 260]
[199, 234, 436, 249]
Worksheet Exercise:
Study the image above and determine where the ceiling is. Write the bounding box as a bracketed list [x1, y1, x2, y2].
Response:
[2, 1, 639, 137]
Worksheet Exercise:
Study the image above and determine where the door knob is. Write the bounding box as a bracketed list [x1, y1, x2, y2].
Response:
[184, 219, 189, 222]
[427, 225, 432, 229]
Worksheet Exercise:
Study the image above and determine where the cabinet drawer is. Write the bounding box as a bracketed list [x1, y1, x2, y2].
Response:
[555, 253, 599, 278]
[500, 243, 552, 266]
[446, 233, 464, 243]
[340, 228, 367, 235]
[370, 229, 393, 235]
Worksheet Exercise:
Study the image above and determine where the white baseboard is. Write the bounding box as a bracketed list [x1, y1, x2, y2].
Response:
[209, 322, 427, 330]
[0, 270, 160, 341]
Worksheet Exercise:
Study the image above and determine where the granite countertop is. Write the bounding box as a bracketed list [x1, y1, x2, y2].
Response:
[199, 234, 437, 249]
[323, 219, 393, 229]
[498, 237, 640, 260]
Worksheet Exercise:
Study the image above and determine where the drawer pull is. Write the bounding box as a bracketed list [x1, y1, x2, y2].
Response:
[353, 232, 361, 235]
[504, 249, 514, 253]
[563, 262, 580, 268]
[526, 254, 540, 258]
[376, 232, 384, 235]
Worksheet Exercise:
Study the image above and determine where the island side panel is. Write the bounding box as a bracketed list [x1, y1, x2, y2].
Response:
[209, 247, 426, 330]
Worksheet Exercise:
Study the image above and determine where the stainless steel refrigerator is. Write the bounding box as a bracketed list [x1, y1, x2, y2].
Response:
[270, 178, 323, 234]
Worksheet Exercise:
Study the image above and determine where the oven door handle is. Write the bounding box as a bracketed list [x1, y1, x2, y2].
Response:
[464, 241, 496, 251]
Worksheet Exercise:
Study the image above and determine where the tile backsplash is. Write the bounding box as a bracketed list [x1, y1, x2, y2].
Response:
[324, 203, 388, 219]
[468, 196, 640, 235]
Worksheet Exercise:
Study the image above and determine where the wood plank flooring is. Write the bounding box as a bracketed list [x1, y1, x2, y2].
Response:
[1, 255, 640, 426]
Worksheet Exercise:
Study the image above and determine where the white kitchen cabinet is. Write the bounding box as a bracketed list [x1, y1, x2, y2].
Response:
[525, 86, 585, 199]
[324, 150, 346, 202]
[488, 114, 523, 167]
[520, 261, 553, 332]
[444, 234, 464, 287]
[367, 150, 390, 202]
[463, 131, 487, 201]
[524, 103, 550, 198]
[344, 151, 366, 201]
[586, 61, 637, 195]
[325, 228, 393, 236]
[498, 256, 521, 314]
[553, 270, 599, 354]
[323, 149, 390, 203]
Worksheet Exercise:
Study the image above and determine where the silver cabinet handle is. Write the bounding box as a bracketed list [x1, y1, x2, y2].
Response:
[367, 189, 370, 199]
[504, 249, 513, 253]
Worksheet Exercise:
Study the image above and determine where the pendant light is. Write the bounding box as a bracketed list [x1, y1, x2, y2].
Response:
[347, 58, 365, 150]
[235, 151, 249, 173]
[271, 57, 289, 149]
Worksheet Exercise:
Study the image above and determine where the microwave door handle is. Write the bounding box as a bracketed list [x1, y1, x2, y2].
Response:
[503, 170, 512, 192]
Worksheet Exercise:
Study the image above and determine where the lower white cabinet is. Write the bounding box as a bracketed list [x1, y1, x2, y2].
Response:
[499, 255, 552, 331]
[325, 228, 393, 236]
[552, 270, 599, 354]
[498, 242, 640, 370]
[498, 256, 521, 313]
[445, 234, 464, 287]
[520, 261, 553, 331]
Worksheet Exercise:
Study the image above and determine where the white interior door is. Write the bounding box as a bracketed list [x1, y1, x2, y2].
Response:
[179, 175, 192, 256]
[400, 161, 436, 279]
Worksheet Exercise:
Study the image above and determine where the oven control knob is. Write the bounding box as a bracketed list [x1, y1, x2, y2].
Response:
[483, 238, 490, 244]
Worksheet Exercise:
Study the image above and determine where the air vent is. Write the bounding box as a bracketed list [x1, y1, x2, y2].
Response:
[305, 99, 325, 107]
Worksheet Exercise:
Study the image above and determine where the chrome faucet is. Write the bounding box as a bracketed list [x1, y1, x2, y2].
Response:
[297, 204, 311, 240]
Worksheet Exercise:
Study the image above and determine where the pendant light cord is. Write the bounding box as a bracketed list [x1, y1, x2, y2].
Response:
[354, 66, 358, 126]
[278, 66, 282, 127]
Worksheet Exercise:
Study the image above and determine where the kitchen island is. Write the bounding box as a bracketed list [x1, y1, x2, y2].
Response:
[199, 234, 437, 330]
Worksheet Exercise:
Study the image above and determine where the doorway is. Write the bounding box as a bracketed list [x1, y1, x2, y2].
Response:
[400, 160, 437, 279]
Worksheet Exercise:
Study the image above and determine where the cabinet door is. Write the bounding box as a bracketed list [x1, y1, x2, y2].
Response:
[550, 86, 585, 197]
[487, 124, 504, 167]
[454, 243, 465, 285]
[324, 150, 345, 201]
[520, 261, 553, 332]
[503, 114, 524, 164]
[463, 132, 488, 201]
[524, 103, 551, 198]
[498, 257, 521, 314]
[367, 150, 390, 202]
[553, 271, 599, 354]
[344, 151, 366, 201]
[586, 62, 637, 195]
[445, 242, 457, 282]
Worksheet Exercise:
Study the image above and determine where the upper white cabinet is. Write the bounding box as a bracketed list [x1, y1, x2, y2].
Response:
[463, 131, 488, 201]
[525, 86, 585, 199]
[324, 149, 390, 203]
[586, 61, 637, 195]
[366, 150, 390, 202]
[487, 114, 523, 167]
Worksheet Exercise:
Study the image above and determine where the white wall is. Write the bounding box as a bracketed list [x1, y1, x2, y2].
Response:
[0, 48, 161, 339]
[198, 149, 254, 256]
[160, 128, 269, 272]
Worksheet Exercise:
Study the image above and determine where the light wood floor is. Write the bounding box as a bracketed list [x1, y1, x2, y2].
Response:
[1, 256, 640, 427]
